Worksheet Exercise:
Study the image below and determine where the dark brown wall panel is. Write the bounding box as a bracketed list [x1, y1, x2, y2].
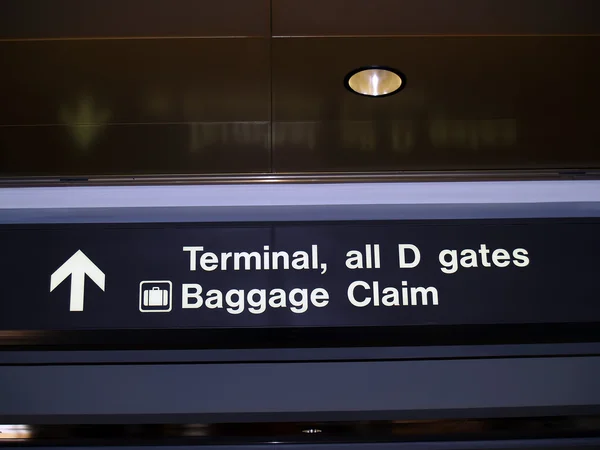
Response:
[0, 39, 270, 125]
[0, 123, 270, 177]
[0, 0, 270, 39]
[0, 35, 272, 177]
[273, 0, 600, 36]
[272, 36, 600, 172]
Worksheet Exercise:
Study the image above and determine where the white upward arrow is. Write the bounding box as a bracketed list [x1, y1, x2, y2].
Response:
[50, 250, 105, 312]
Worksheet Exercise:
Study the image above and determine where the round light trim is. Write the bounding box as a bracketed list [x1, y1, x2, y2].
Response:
[344, 67, 406, 97]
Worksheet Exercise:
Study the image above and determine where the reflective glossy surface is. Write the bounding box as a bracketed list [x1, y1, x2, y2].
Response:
[272, 36, 600, 173]
[0, 0, 270, 38]
[273, 0, 600, 36]
[0, 38, 270, 176]
[4, 417, 600, 444]
[0, 0, 599, 179]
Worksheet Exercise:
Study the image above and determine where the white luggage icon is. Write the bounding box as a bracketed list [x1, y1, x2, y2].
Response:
[143, 286, 169, 307]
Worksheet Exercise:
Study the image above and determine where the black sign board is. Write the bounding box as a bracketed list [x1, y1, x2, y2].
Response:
[0, 218, 599, 340]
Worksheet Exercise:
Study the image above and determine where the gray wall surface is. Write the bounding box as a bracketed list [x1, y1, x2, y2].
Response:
[2, 357, 600, 423]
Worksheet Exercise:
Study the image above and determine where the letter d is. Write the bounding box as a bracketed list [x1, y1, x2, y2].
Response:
[399, 244, 421, 268]
[182, 284, 203, 309]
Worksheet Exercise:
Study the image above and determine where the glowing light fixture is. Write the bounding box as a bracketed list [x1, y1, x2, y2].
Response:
[0, 425, 32, 441]
[345, 67, 406, 97]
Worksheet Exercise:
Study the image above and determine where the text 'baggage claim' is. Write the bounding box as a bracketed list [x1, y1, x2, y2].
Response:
[180, 244, 530, 315]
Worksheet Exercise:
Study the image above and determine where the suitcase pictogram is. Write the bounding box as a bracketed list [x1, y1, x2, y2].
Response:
[139, 281, 172, 313]
[143, 286, 169, 307]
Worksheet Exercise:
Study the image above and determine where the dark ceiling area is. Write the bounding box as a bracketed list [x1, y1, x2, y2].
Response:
[0, 0, 599, 180]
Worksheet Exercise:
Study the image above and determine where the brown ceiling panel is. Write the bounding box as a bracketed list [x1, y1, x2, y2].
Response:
[0, 122, 270, 177]
[0, 39, 270, 125]
[273, 0, 600, 37]
[272, 36, 600, 173]
[0, 37, 271, 177]
[0, 0, 269, 39]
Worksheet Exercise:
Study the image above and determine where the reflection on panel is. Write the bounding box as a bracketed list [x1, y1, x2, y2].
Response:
[0, 39, 270, 126]
[59, 95, 112, 153]
[0, 36, 271, 177]
[340, 121, 377, 153]
[274, 117, 586, 172]
[390, 121, 416, 155]
[273, 118, 518, 158]
[429, 119, 517, 151]
[188, 122, 269, 154]
[0, 425, 32, 441]
[272, 122, 318, 151]
[273, 37, 600, 121]
[3, 416, 600, 444]
[0, 123, 270, 177]
[272, 36, 600, 172]
[1, 32, 599, 176]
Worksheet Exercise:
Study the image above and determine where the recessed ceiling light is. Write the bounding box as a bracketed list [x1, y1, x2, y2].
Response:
[344, 66, 406, 97]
